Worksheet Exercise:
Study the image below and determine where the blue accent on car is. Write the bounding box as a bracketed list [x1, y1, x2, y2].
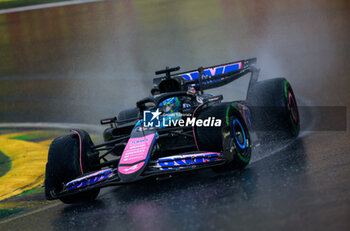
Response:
[157, 153, 221, 170]
[232, 119, 246, 149]
[181, 63, 241, 81]
[66, 169, 113, 190]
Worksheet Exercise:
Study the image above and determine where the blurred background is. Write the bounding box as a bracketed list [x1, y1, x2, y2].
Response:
[0, 0, 349, 124]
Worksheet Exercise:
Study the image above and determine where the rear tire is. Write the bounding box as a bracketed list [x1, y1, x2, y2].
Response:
[247, 78, 300, 140]
[45, 129, 100, 204]
[196, 103, 251, 171]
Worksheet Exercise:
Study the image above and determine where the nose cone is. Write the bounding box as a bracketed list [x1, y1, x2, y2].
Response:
[118, 131, 156, 182]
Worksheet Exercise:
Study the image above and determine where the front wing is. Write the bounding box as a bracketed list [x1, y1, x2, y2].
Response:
[52, 151, 226, 199]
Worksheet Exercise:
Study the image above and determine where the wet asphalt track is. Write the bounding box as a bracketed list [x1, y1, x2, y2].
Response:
[0, 0, 350, 230]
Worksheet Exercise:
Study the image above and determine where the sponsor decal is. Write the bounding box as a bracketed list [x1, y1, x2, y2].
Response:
[153, 153, 222, 170]
[120, 134, 155, 164]
[121, 164, 140, 172]
[180, 62, 242, 81]
[66, 169, 113, 190]
[118, 162, 145, 174]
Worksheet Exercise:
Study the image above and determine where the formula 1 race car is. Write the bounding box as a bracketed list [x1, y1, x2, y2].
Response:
[45, 58, 300, 203]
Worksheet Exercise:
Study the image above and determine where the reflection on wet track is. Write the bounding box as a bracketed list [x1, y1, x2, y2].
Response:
[0, 0, 349, 230]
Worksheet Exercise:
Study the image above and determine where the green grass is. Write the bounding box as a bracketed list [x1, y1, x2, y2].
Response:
[9, 130, 67, 142]
[0, 150, 11, 178]
[15, 187, 43, 197]
[10, 133, 47, 141]
[0, 208, 22, 219]
[0, 0, 71, 9]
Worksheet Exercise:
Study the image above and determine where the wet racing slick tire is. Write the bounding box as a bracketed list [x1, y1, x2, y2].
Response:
[45, 129, 100, 204]
[196, 103, 252, 171]
[247, 78, 300, 140]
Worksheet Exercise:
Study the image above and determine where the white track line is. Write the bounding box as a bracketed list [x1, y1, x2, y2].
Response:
[0, 122, 104, 133]
[0, 202, 61, 225]
[0, 0, 102, 14]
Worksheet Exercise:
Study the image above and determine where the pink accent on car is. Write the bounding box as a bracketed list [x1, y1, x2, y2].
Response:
[67, 168, 113, 185]
[185, 73, 193, 80]
[209, 68, 216, 76]
[158, 152, 221, 161]
[192, 104, 204, 150]
[289, 92, 298, 121]
[120, 134, 155, 165]
[119, 162, 145, 174]
[71, 130, 84, 174]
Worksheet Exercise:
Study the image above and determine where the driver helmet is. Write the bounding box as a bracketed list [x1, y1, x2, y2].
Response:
[159, 97, 181, 114]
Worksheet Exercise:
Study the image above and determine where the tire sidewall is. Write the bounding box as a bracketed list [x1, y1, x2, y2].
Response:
[247, 78, 300, 139]
[226, 104, 251, 168]
[45, 130, 99, 200]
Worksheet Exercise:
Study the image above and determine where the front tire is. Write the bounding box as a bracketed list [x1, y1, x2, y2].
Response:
[45, 129, 100, 204]
[196, 103, 251, 171]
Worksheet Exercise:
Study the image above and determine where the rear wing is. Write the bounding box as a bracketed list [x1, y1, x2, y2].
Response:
[177, 58, 257, 91]
[152, 58, 258, 94]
